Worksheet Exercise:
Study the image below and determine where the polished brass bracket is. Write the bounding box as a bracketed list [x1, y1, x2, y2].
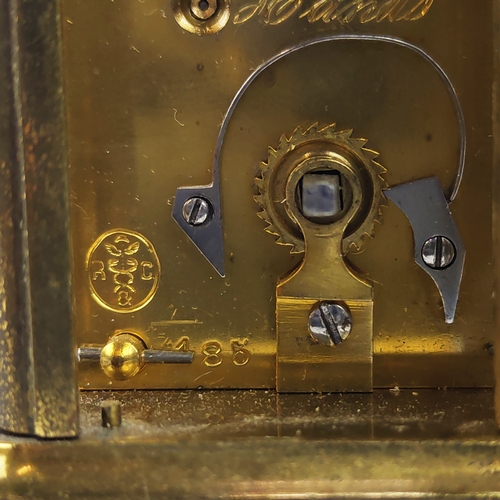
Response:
[275, 145, 373, 392]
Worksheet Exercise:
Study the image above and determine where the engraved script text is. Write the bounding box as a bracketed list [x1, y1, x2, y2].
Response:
[233, 0, 434, 26]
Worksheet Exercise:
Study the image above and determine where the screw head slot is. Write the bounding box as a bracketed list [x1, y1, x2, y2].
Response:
[182, 197, 212, 227]
[308, 302, 352, 347]
[421, 236, 456, 270]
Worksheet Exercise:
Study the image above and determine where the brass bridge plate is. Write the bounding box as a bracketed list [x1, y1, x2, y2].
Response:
[64, 0, 495, 389]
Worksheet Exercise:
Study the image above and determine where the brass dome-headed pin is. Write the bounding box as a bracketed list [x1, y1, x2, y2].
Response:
[100, 334, 146, 381]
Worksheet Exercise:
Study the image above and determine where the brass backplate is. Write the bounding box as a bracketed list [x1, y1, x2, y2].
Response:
[63, 0, 495, 389]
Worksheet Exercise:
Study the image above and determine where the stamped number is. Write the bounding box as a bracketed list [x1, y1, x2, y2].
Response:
[174, 336, 190, 353]
[202, 341, 223, 367]
[231, 338, 251, 366]
[200, 339, 251, 367]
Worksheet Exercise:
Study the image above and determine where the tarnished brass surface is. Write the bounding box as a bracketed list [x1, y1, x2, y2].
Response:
[63, 0, 495, 390]
[0, 390, 497, 498]
[0, 0, 78, 437]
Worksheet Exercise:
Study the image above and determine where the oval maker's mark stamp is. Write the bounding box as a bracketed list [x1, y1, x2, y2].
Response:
[87, 229, 160, 313]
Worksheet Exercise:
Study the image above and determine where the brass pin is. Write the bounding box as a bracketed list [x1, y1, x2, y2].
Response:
[101, 401, 122, 429]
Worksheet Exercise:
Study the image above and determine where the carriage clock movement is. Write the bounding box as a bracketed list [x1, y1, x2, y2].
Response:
[0, 0, 499, 498]
[69, 0, 493, 394]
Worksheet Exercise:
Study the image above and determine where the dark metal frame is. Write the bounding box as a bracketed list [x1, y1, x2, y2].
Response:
[0, 0, 78, 438]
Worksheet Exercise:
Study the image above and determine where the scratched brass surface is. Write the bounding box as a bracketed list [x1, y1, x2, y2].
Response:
[63, 0, 495, 389]
[77, 389, 498, 441]
[0, 390, 499, 498]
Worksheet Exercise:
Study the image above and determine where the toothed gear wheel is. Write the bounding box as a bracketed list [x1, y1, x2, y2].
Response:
[254, 123, 387, 254]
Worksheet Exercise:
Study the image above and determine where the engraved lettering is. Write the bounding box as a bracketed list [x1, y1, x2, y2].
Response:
[141, 261, 154, 281]
[300, 0, 335, 23]
[234, 0, 267, 24]
[401, 0, 433, 21]
[266, 0, 303, 25]
[375, 0, 399, 22]
[87, 229, 160, 313]
[91, 260, 106, 281]
[338, 1, 366, 23]
[234, 0, 434, 25]
[358, 0, 380, 22]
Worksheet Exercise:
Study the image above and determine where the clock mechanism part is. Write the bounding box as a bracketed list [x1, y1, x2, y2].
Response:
[76, 37, 469, 389]
[254, 123, 387, 255]
[1, 5, 499, 498]
[256, 124, 379, 391]
[79, 333, 194, 381]
[384, 178, 465, 324]
[172, 33, 466, 279]
[69, 5, 479, 393]
[252, 123, 466, 391]
[172, 37, 467, 327]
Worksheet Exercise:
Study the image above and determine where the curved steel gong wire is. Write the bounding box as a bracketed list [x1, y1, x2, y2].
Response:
[172, 34, 466, 276]
[211, 34, 465, 201]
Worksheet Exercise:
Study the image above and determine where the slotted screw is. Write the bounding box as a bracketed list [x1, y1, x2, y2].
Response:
[308, 302, 352, 347]
[421, 236, 456, 270]
[182, 197, 212, 226]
